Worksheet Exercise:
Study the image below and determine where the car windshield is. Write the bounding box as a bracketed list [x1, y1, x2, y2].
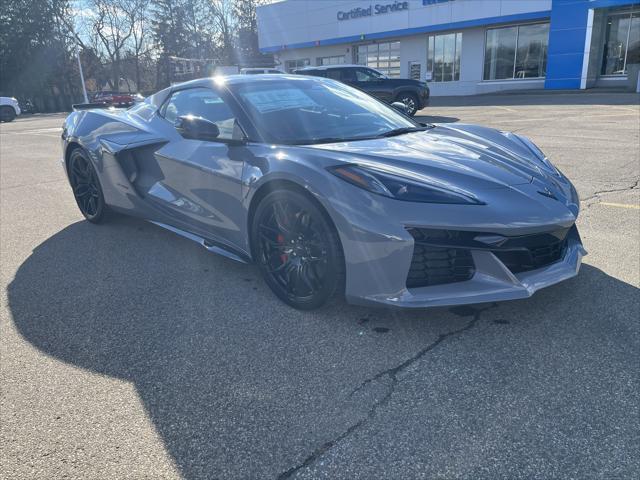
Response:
[230, 77, 420, 145]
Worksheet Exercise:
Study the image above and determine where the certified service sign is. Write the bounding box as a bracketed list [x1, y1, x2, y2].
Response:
[337, 1, 409, 21]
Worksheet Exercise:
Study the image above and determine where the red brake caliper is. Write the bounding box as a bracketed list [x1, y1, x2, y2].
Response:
[277, 234, 288, 264]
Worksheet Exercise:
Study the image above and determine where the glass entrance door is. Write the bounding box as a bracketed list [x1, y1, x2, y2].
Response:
[601, 11, 640, 76]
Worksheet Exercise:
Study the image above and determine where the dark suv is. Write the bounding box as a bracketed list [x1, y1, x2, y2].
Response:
[293, 65, 429, 115]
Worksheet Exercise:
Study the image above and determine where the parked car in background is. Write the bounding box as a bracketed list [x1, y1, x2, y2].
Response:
[240, 68, 285, 74]
[0, 97, 21, 122]
[294, 65, 429, 116]
[18, 98, 35, 114]
[92, 91, 136, 107]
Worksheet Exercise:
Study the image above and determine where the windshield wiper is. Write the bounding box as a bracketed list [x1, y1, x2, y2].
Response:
[377, 126, 432, 138]
[296, 136, 374, 145]
[289, 127, 434, 145]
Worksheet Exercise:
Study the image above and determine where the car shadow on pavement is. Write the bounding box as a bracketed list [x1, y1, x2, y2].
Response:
[7, 217, 639, 479]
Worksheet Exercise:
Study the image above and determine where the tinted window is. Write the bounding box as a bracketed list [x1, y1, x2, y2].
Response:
[301, 70, 326, 78]
[231, 78, 418, 145]
[601, 12, 639, 75]
[162, 88, 240, 140]
[484, 23, 549, 80]
[355, 68, 384, 82]
[515, 23, 549, 78]
[427, 32, 462, 82]
[340, 68, 357, 82]
[325, 69, 342, 80]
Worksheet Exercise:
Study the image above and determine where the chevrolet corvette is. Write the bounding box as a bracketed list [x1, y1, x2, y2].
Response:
[61, 75, 585, 309]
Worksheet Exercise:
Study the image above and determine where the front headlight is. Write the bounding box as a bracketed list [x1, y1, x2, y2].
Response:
[328, 165, 483, 205]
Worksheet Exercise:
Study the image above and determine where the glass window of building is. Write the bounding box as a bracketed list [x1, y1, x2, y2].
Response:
[484, 23, 550, 80]
[355, 42, 401, 77]
[427, 32, 462, 82]
[317, 55, 346, 66]
[601, 11, 640, 75]
[284, 58, 310, 73]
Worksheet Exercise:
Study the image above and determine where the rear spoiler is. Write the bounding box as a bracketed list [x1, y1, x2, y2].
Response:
[72, 103, 118, 111]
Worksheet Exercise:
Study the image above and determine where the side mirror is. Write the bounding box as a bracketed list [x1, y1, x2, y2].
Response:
[175, 115, 220, 141]
[391, 101, 409, 114]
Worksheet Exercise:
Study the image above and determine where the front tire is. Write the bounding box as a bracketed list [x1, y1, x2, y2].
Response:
[251, 189, 344, 310]
[396, 92, 419, 116]
[68, 148, 108, 223]
[0, 106, 16, 122]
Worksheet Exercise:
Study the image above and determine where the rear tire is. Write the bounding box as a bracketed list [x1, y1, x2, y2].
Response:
[251, 189, 345, 310]
[396, 92, 419, 116]
[68, 148, 109, 224]
[0, 106, 16, 122]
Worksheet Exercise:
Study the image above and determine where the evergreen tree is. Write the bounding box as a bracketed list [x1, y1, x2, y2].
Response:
[233, 0, 272, 67]
[0, 0, 81, 111]
[150, 0, 189, 87]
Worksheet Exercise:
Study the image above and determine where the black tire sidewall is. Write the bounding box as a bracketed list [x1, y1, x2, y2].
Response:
[0, 106, 16, 122]
[69, 149, 107, 223]
[251, 189, 344, 310]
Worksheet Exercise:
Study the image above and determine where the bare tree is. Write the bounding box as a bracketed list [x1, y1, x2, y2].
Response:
[210, 0, 236, 65]
[92, 0, 136, 90]
[127, 0, 151, 90]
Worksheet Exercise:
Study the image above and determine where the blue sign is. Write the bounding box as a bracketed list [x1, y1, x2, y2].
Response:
[337, 1, 409, 21]
[422, 0, 454, 5]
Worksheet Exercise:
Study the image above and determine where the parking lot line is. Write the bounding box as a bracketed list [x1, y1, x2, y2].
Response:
[600, 202, 640, 210]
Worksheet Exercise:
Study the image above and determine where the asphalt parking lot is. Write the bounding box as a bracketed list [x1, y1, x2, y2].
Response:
[1, 92, 639, 480]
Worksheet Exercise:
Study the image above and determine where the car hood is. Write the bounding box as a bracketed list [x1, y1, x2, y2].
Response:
[306, 123, 559, 192]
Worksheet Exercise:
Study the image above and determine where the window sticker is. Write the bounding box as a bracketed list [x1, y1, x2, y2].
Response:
[203, 96, 224, 104]
[242, 88, 319, 113]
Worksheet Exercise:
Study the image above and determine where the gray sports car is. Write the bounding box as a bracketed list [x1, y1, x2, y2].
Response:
[61, 75, 585, 310]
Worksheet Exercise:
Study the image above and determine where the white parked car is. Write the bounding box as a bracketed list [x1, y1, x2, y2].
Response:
[0, 97, 21, 122]
[240, 67, 285, 74]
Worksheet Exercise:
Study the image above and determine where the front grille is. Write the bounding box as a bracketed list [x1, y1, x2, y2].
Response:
[407, 243, 475, 289]
[493, 236, 567, 273]
[406, 226, 573, 288]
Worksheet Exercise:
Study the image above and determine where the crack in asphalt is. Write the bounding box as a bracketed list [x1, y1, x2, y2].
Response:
[276, 303, 497, 480]
[582, 179, 639, 205]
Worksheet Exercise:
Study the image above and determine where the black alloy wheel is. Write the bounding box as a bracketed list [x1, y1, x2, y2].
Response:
[68, 148, 107, 223]
[397, 92, 419, 116]
[252, 190, 344, 310]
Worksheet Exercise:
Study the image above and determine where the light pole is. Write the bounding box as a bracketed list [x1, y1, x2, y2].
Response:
[76, 48, 89, 103]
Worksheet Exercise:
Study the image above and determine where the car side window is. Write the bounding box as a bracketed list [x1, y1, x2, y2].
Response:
[162, 88, 242, 140]
[340, 68, 357, 82]
[355, 68, 382, 82]
[326, 69, 342, 80]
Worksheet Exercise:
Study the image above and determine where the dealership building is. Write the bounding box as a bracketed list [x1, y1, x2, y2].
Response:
[257, 0, 639, 95]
